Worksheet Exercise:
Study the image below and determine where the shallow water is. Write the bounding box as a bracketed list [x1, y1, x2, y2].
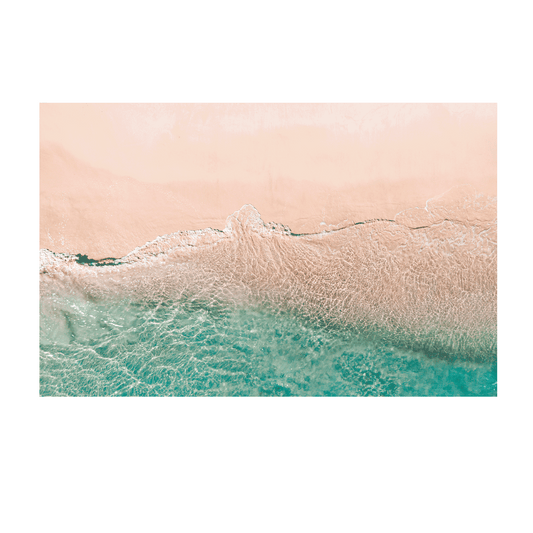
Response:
[40, 296, 496, 397]
[40, 187, 497, 396]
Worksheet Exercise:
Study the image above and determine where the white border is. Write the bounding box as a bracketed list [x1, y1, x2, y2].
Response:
[18, 84, 516, 416]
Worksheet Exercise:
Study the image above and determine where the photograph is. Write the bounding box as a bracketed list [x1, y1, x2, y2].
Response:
[39, 103, 497, 396]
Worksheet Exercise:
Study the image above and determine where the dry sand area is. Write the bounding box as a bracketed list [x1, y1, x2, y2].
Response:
[40, 103, 496, 259]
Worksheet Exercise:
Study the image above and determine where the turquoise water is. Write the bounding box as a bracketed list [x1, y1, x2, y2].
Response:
[40, 192, 497, 396]
[40, 296, 496, 397]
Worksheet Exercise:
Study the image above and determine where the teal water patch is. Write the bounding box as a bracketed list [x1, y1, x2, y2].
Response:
[40, 296, 496, 397]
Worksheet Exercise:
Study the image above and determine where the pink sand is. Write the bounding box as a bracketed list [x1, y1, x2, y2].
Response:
[40, 104, 496, 259]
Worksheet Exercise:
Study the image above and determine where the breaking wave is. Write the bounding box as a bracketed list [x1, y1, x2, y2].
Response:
[40, 185, 497, 396]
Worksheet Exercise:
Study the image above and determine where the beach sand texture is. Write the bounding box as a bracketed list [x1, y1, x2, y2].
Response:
[40, 104, 496, 259]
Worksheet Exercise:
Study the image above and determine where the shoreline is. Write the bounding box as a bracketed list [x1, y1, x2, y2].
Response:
[40, 143, 496, 259]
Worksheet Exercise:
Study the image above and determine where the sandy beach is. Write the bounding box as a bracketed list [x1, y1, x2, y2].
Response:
[40, 104, 496, 259]
[39, 103, 498, 393]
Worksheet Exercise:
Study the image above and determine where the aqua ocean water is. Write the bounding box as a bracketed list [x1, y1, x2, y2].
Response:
[40, 297, 496, 396]
[40, 187, 497, 396]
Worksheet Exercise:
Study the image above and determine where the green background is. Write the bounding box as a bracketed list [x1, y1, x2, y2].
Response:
[0, 1, 532, 532]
